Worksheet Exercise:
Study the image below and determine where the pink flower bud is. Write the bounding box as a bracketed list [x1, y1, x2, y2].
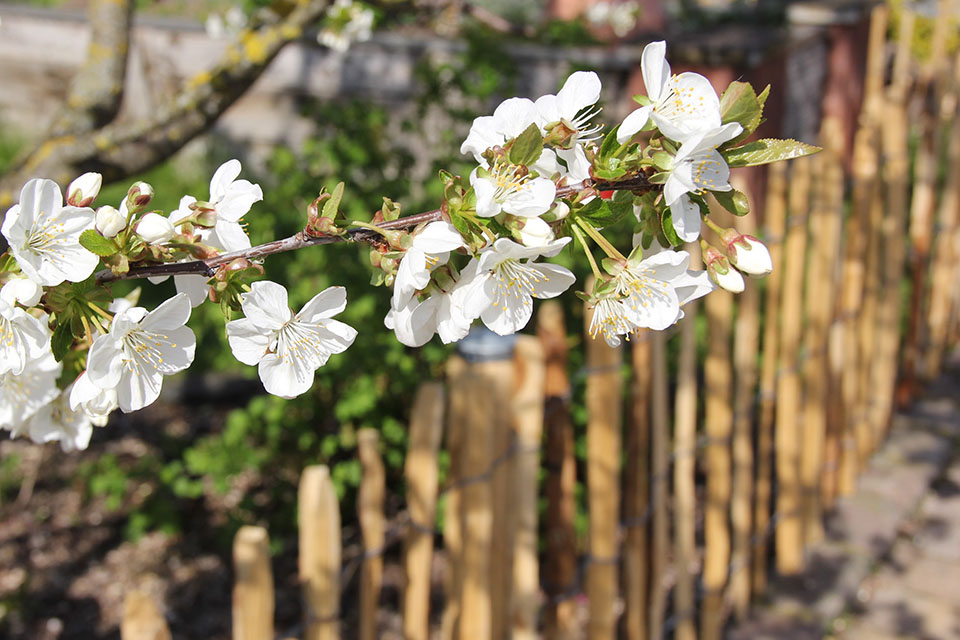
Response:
[702, 241, 745, 293]
[726, 235, 772, 276]
[126, 182, 155, 209]
[66, 172, 102, 207]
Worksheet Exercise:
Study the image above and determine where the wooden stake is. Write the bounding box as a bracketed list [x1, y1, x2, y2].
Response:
[233, 525, 274, 640]
[511, 336, 546, 640]
[299, 465, 341, 640]
[752, 162, 787, 595]
[585, 280, 623, 640]
[672, 242, 700, 640]
[357, 429, 385, 640]
[925, 53, 960, 377]
[472, 355, 516, 640]
[648, 329, 670, 640]
[728, 179, 760, 620]
[122, 590, 171, 640]
[623, 330, 651, 640]
[800, 119, 844, 546]
[538, 302, 579, 640]
[701, 235, 734, 640]
[775, 158, 811, 576]
[441, 359, 467, 640]
[839, 5, 888, 499]
[403, 383, 445, 640]
[455, 371, 496, 640]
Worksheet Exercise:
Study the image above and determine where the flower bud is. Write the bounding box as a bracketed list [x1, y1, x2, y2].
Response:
[66, 172, 102, 207]
[95, 205, 127, 238]
[126, 181, 155, 211]
[518, 217, 555, 248]
[725, 234, 773, 277]
[135, 213, 175, 244]
[702, 241, 745, 293]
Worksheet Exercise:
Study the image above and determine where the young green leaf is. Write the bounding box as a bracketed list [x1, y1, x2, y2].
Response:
[661, 209, 682, 247]
[724, 139, 822, 168]
[712, 189, 751, 216]
[719, 81, 764, 143]
[321, 182, 345, 219]
[78, 229, 118, 257]
[508, 123, 544, 167]
[51, 322, 74, 362]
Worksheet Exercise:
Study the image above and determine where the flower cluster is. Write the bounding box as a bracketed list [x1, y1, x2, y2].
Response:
[0, 40, 816, 451]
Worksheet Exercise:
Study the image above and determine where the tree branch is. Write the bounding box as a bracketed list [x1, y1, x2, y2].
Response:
[94, 174, 654, 285]
[0, 0, 332, 208]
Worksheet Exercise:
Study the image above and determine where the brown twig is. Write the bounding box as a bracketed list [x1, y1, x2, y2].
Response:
[94, 175, 654, 285]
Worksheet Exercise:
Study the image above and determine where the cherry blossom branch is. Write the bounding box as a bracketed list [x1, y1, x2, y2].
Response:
[93, 174, 654, 285]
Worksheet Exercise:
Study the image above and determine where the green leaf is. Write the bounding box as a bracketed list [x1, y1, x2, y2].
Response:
[575, 197, 632, 227]
[719, 81, 764, 142]
[508, 123, 544, 167]
[322, 182, 345, 219]
[51, 322, 74, 362]
[592, 166, 628, 181]
[661, 209, 682, 247]
[78, 230, 118, 257]
[597, 126, 622, 160]
[712, 189, 751, 216]
[724, 139, 822, 168]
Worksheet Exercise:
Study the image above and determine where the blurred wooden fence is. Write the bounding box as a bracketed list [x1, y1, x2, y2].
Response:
[122, 4, 960, 639]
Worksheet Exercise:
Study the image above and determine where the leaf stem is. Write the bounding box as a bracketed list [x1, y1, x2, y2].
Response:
[577, 219, 627, 262]
[571, 224, 602, 281]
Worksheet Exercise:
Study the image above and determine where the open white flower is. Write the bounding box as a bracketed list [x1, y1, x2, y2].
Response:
[386, 281, 473, 347]
[69, 371, 119, 426]
[0, 349, 61, 433]
[21, 390, 94, 452]
[154, 161, 263, 306]
[461, 97, 541, 165]
[590, 247, 714, 346]
[393, 222, 466, 309]
[87, 293, 197, 413]
[663, 122, 743, 208]
[535, 71, 603, 145]
[461, 238, 576, 336]
[470, 162, 557, 219]
[618, 41, 722, 143]
[0, 279, 51, 376]
[1, 178, 98, 286]
[226, 281, 357, 399]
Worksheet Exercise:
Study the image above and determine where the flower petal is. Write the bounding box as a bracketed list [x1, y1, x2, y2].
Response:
[226, 317, 272, 366]
[142, 293, 192, 331]
[641, 40, 669, 104]
[297, 286, 348, 322]
[258, 353, 314, 399]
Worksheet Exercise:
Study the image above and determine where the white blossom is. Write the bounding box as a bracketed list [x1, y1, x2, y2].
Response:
[386, 279, 473, 348]
[393, 222, 466, 309]
[69, 371, 118, 426]
[226, 281, 357, 399]
[461, 238, 576, 336]
[21, 390, 94, 452]
[589, 247, 714, 346]
[1, 178, 98, 286]
[86, 293, 197, 413]
[461, 98, 541, 166]
[470, 163, 557, 219]
[663, 123, 743, 209]
[618, 41, 723, 143]
[0, 279, 51, 376]
[0, 350, 61, 433]
[318, 0, 374, 52]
